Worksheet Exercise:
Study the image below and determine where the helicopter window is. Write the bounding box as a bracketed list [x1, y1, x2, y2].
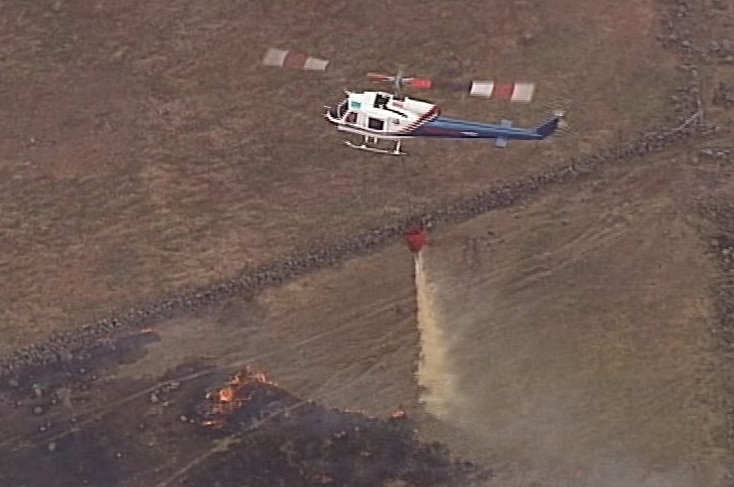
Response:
[368, 117, 384, 131]
[374, 93, 390, 109]
[337, 101, 348, 118]
[345, 112, 357, 124]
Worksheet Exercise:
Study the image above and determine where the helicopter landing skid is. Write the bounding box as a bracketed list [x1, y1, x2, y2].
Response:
[344, 137, 406, 156]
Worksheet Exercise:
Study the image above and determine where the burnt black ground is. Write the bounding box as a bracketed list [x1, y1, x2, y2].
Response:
[0, 336, 488, 487]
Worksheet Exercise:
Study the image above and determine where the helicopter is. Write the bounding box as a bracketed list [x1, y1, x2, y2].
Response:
[263, 48, 566, 156]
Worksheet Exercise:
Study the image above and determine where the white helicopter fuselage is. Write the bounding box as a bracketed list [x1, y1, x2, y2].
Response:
[324, 89, 563, 156]
[324, 91, 439, 140]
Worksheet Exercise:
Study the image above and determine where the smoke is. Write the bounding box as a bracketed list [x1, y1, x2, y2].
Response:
[414, 251, 460, 419]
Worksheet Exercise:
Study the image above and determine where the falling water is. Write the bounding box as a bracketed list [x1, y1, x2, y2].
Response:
[414, 251, 458, 419]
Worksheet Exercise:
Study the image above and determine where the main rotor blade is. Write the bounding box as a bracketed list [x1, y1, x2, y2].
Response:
[407, 78, 432, 89]
[262, 48, 329, 71]
[365, 72, 535, 101]
[431, 80, 535, 101]
[468, 81, 535, 102]
[366, 72, 395, 82]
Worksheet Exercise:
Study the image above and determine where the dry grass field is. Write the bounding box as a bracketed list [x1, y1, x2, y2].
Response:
[0, 0, 678, 351]
[15, 147, 726, 486]
[226, 149, 734, 487]
[418, 158, 730, 487]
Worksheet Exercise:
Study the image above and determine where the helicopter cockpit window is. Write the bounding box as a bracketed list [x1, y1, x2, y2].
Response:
[374, 93, 390, 109]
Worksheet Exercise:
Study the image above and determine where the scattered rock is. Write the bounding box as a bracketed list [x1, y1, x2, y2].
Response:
[714, 82, 734, 107]
[161, 381, 181, 394]
[699, 147, 732, 159]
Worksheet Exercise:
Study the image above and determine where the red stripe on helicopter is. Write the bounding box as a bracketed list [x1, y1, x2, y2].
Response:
[400, 105, 440, 134]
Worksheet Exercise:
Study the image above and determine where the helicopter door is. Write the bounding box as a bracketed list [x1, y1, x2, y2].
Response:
[344, 111, 357, 124]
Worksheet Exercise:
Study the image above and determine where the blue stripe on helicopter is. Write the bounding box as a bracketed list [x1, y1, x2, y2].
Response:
[411, 117, 546, 141]
[333, 113, 560, 142]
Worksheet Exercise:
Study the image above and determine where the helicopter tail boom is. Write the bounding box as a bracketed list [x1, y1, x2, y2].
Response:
[534, 110, 565, 138]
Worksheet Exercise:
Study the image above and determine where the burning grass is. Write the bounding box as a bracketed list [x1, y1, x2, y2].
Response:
[198, 367, 278, 431]
[1, 360, 489, 486]
[190, 368, 491, 486]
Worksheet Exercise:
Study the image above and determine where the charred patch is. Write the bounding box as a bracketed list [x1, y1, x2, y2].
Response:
[2, 428, 124, 487]
[186, 368, 491, 487]
[0, 329, 161, 399]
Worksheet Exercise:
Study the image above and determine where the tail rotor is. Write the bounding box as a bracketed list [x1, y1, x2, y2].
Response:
[543, 99, 573, 135]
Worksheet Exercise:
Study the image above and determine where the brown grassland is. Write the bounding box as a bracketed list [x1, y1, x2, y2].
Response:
[0, 0, 677, 351]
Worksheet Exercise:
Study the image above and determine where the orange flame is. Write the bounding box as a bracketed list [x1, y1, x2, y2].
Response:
[219, 387, 235, 403]
[200, 368, 276, 429]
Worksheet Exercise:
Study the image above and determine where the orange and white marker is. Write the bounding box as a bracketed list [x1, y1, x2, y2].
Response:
[262, 48, 329, 71]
